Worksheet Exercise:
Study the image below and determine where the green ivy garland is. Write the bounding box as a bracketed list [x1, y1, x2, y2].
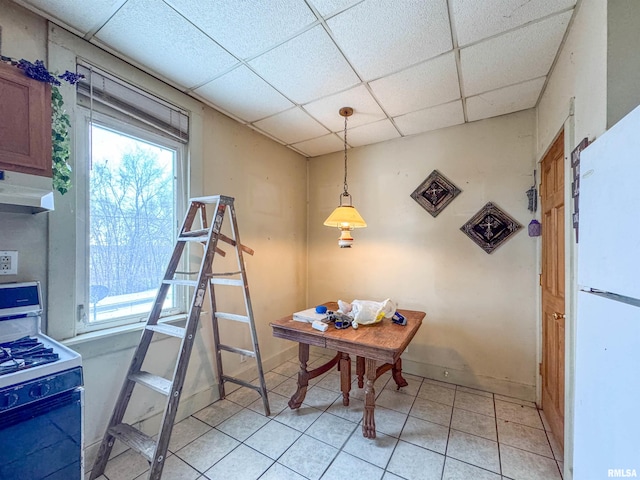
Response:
[51, 86, 73, 195]
[1, 56, 83, 195]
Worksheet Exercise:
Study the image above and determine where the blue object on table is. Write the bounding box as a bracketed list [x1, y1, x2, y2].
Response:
[392, 311, 407, 326]
[315, 305, 327, 314]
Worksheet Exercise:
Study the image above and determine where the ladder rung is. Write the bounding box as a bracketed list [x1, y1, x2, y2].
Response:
[146, 324, 185, 339]
[189, 195, 222, 203]
[178, 235, 208, 242]
[221, 375, 264, 393]
[215, 312, 250, 323]
[218, 344, 256, 357]
[210, 278, 244, 287]
[180, 228, 209, 237]
[108, 423, 156, 462]
[163, 279, 198, 287]
[212, 271, 242, 276]
[129, 371, 172, 396]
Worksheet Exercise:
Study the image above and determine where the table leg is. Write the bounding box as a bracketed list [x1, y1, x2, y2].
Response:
[391, 357, 409, 390]
[362, 358, 377, 438]
[339, 352, 351, 406]
[356, 356, 365, 388]
[288, 343, 310, 409]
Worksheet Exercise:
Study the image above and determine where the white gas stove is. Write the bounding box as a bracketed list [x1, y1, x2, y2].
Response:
[0, 281, 81, 388]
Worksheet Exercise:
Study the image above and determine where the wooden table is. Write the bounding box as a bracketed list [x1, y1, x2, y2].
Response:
[270, 303, 425, 438]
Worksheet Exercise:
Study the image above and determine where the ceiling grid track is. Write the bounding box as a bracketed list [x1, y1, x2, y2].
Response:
[446, 0, 467, 123]
[14, 0, 579, 157]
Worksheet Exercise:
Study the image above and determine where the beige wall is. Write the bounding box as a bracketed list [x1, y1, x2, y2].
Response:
[308, 109, 538, 400]
[0, 0, 306, 467]
[607, 0, 640, 128]
[0, 0, 50, 319]
[536, 1, 607, 478]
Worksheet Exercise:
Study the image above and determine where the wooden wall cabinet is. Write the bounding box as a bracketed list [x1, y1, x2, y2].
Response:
[0, 62, 52, 177]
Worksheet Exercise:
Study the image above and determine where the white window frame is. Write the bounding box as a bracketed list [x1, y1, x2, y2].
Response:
[75, 107, 188, 333]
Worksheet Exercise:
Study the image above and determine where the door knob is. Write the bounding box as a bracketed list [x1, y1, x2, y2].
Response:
[552, 312, 565, 320]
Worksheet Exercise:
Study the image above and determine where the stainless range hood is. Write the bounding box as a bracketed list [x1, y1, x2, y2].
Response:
[0, 170, 55, 214]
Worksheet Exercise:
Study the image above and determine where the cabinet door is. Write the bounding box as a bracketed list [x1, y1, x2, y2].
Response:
[0, 63, 52, 177]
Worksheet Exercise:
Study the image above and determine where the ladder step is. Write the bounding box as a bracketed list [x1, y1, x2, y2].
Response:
[108, 423, 156, 462]
[218, 344, 256, 357]
[221, 375, 264, 393]
[146, 324, 186, 339]
[163, 279, 198, 287]
[215, 312, 250, 323]
[189, 195, 222, 203]
[129, 371, 173, 396]
[210, 278, 244, 287]
[180, 228, 209, 237]
[178, 235, 209, 242]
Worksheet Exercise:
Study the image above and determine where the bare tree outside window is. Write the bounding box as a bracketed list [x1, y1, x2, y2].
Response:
[88, 124, 176, 323]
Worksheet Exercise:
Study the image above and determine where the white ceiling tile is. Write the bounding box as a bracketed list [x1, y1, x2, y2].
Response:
[292, 134, 345, 157]
[304, 85, 385, 131]
[338, 119, 399, 147]
[327, 0, 452, 80]
[460, 11, 571, 96]
[394, 101, 464, 136]
[24, 0, 123, 34]
[166, 0, 317, 59]
[249, 25, 359, 104]
[370, 52, 460, 117]
[95, 0, 238, 88]
[466, 77, 546, 121]
[194, 66, 293, 122]
[253, 108, 330, 144]
[307, 0, 362, 17]
[453, 0, 576, 46]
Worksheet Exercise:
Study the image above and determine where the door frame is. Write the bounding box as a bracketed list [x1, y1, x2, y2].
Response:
[535, 99, 579, 478]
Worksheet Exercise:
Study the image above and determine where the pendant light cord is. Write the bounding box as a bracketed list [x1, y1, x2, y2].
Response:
[343, 113, 349, 196]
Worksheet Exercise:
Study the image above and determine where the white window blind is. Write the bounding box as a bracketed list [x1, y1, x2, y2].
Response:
[76, 62, 189, 143]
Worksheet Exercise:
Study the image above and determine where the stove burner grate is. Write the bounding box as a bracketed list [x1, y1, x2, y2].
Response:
[0, 336, 60, 375]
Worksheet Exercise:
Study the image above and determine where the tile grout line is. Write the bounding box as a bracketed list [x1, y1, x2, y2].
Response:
[494, 390, 504, 478]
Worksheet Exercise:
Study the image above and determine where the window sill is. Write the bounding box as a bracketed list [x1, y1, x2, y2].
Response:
[62, 314, 190, 358]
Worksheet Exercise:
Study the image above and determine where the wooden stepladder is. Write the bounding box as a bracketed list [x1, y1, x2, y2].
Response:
[90, 195, 269, 480]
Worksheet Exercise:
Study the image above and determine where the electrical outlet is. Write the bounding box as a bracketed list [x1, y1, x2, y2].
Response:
[0, 251, 17, 275]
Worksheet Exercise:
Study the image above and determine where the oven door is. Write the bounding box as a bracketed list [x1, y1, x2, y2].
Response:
[0, 387, 84, 479]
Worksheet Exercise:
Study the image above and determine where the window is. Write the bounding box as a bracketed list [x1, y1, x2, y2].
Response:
[75, 64, 189, 332]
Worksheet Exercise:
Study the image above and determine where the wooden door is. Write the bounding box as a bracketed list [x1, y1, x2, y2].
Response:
[541, 130, 565, 448]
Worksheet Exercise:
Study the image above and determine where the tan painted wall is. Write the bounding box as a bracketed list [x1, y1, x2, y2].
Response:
[607, 0, 640, 128]
[0, 1, 306, 468]
[308, 110, 537, 400]
[537, 0, 607, 156]
[0, 0, 50, 313]
[536, 1, 607, 478]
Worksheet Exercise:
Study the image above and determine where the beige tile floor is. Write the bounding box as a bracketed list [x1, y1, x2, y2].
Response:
[88, 351, 564, 480]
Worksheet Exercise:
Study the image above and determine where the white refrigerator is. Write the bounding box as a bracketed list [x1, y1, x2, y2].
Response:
[574, 105, 640, 479]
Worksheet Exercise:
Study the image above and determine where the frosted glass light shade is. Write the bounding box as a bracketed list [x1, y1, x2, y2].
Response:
[323, 205, 367, 228]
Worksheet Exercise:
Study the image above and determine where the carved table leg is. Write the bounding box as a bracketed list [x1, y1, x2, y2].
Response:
[391, 357, 409, 390]
[288, 343, 310, 409]
[356, 356, 365, 388]
[339, 352, 351, 406]
[362, 358, 377, 438]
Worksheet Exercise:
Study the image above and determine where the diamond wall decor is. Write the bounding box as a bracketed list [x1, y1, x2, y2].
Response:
[460, 202, 522, 254]
[410, 170, 462, 217]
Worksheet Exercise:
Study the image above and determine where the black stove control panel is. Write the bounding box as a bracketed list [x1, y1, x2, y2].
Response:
[0, 367, 83, 411]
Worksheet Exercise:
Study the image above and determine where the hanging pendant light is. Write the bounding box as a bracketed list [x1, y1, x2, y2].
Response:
[323, 107, 367, 248]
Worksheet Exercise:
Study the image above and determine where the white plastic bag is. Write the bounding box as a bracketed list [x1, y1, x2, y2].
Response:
[351, 298, 396, 325]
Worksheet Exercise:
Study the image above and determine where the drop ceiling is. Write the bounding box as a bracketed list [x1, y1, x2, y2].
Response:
[15, 0, 577, 157]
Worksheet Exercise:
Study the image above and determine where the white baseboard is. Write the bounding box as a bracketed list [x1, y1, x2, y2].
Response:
[84, 344, 298, 473]
[401, 358, 536, 402]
